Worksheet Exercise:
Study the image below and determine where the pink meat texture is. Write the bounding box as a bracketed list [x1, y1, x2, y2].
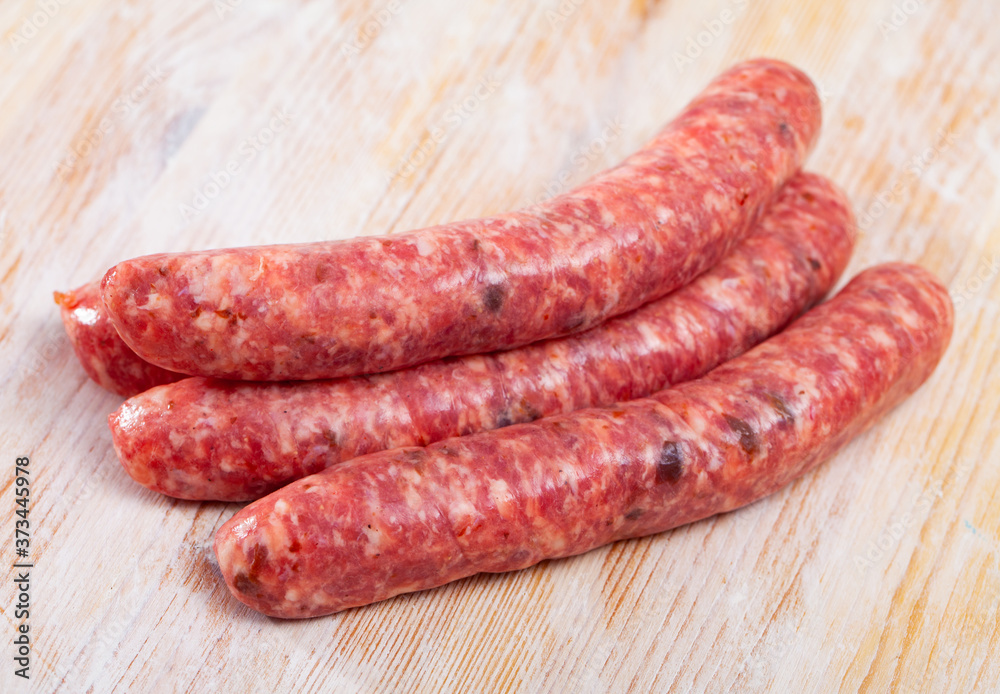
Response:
[53, 283, 183, 397]
[101, 58, 822, 381]
[214, 263, 954, 618]
[110, 172, 855, 501]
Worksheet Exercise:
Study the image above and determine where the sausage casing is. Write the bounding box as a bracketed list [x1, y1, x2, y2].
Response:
[103, 58, 822, 380]
[214, 263, 953, 618]
[112, 171, 854, 500]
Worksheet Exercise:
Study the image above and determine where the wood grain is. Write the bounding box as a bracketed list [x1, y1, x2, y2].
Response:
[1, 0, 998, 691]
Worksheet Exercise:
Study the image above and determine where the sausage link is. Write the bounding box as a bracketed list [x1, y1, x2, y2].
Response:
[102, 58, 822, 380]
[214, 263, 953, 618]
[111, 172, 855, 501]
[53, 283, 183, 397]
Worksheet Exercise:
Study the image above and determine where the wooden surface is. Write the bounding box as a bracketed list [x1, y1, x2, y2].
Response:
[1, 0, 998, 691]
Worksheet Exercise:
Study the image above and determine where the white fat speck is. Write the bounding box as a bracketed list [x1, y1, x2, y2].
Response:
[685, 407, 711, 437]
[275, 499, 289, 515]
[416, 237, 435, 257]
[232, 516, 258, 542]
[449, 497, 477, 524]
[868, 325, 896, 349]
[692, 443, 719, 473]
[488, 479, 513, 514]
[143, 291, 165, 310]
[74, 307, 100, 326]
[637, 322, 668, 353]
[250, 257, 266, 282]
[167, 467, 193, 490]
[168, 430, 186, 449]
[793, 369, 822, 401]
[897, 308, 921, 331]
[194, 310, 216, 332]
[285, 588, 299, 602]
[719, 276, 743, 293]
[226, 263, 252, 296]
[274, 417, 297, 456]
[834, 347, 858, 372]
[114, 401, 142, 431]
[361, 524, 381, 548]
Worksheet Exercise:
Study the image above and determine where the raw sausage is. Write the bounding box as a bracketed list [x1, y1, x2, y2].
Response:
[111, 172, 853, 500]
[214, 263, 953, 618]
[102, 58, 822, 381]
[54, 283, 183, 397]
[103, 59, 821, 381]
[112, 171, 855, 501]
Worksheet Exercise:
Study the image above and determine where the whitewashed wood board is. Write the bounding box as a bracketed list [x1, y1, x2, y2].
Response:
[1, 0, 998, 691]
